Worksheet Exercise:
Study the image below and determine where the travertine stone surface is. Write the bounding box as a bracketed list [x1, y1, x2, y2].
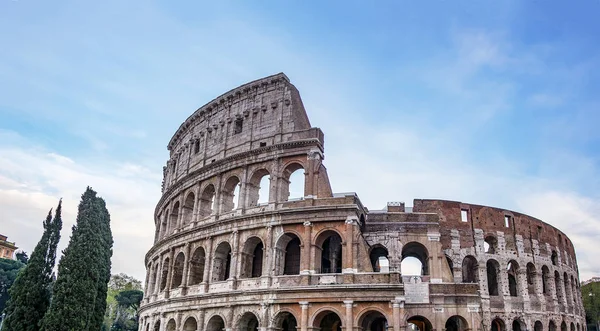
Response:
[139, 73, 586, 331]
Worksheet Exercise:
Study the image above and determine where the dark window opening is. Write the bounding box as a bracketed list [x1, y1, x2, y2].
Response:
[234, 119, 243, 134]
[260, 142, 267, 147]
[194, 140, 200, 154]
[487, 260, 500, 296]
[284, 237, 301, 275]
[251, 242, 264, 278]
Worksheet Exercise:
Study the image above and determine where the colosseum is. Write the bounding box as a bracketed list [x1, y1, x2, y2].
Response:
[138, 73, 586, 331]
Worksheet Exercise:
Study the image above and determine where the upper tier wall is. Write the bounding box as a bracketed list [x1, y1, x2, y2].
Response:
[413, 199, 578, 269]
[161, 73, 322, 193]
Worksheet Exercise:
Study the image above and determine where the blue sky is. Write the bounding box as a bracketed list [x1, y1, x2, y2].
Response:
[0, 0, 598, 281]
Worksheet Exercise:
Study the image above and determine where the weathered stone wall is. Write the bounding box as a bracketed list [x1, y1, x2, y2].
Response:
[138, 74, 586, 331]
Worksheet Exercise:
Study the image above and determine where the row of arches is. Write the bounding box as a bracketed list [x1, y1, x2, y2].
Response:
[157, 165, 306, 241]
[491, 318, 583, 331]
[483, 235, 573, 270]
[145, 310, 473, 331]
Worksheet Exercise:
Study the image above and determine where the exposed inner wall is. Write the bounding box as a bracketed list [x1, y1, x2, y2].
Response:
[413, 199, 578, 270]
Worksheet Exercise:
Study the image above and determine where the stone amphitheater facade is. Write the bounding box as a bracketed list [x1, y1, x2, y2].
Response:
[138, 73, 586, 331]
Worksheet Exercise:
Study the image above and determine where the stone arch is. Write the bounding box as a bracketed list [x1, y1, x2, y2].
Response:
[462, 255, 478, 283]
[571, 322, 576, 331]
[507, 260, 519, 296]
[247, 169, 271, 206]
[206, 314, 226, 331]
[512, 318, 527, 331]
[183, 316, 198, 331]
[555, 270, 563, 302]
[491, 318, 506, 331]
[315, 229, 343, 274]
[549, 320, 557, 331]
[272, 310, 298, 331]
[445, 315, 469, 331]
[160, 257, 170, 291]
[169, 201, 180, 233]
[282, 162, 305, 201]
[564, 272, 572, 305]
[274, 232, 302, 275]
[534, 321, 543, 331]
[561, 321, 567, 331]
[356, 309, 389, 331]
[160, 212, 168, 239]
[542, 265, 550, 294]
[182, 192, 195, 226]
[171, 251, 185, 288]
[212, 241, 232, 281]
[487, 259, 501, 296]
[484, 235, 498, 254]
[401, 242, 429, 276]
[407, 315, 433, 331]
[166, 318, 177, 331]
[312, 309, 343, 331]
[369, 245, 389, 272]
[222, 176, 241, 212]
[153, 320, 161, 331]
[551, 250, 558, 266]
[189, 246, 206, 285]
[526, 262, 536, 294]
[237, 312, 260, 331]
[199, 184, 216, 218]
[241, 236, 264, 278]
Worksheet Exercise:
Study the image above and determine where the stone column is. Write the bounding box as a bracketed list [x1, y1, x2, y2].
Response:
[263, 225, 274, 283]
[343, 217, 357, 273]
[198, 309, 206, 331]
[203, 237, 213, 292]
[300, 302, 310, 331]
[165, 249, 175, 298]
[343, 301, 354, 331]
[239, 166, 248, 210]
[301, 221, 313, 274]
[261, 302, 270, 331]
[392, 297, 405, 331]
[182, 243, 191, 295]
[230, 231, 240, 289]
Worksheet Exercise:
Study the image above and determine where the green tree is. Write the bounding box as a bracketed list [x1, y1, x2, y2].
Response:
[41, 187, 113, 331]
[110, 290, 143, 331]
[14, 252, 28, 265]
[583, 280, 600, 331]
[103, 274, 142, 330]
[2, 201, 62, 331]
[0, 259, 25, 314]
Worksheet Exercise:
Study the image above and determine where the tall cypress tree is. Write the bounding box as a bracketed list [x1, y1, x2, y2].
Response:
[2, 200, 63, 331]
[41, 187, 113, 331]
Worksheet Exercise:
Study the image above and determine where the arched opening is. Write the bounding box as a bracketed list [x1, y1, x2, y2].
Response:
[576, 323, 580, 331]
[206, 315, 226, 331]
[314, 311, 342, 331]
[154, 321, 161, 331]
[182, 193, 195, 226]
[571, 322, 576, 331]
[274, 233, 301, 275]
[316, 231, 343, 273]
[551, 250, 558, 266]
[222, 176, 241, 212]
[445, 315, 468, 331]
[407, 315, 433, 331]
[160, 212, 168, 238]
[283, 163, 304, 201]
[273, 311, 298, 331]
[561, 322, 567, 331]
[401, 242, 429, 276]
[213, 242, 232, 281]
[238, 312, 260, 331]
[169, 201, 180, 233]
[166, 319, 176, 331]
[534, 321, 543, 331]
[526, 263, 536, 294]
[491, 318, 505, 331]
[549, 321, 557, 331]
[369, 245, 389, 272]
[359, 310, 388, 331]
[446, 255, 454, 275]
[160, 258, 170, 291]
[183, 317, 198, 331]
[555, 271, 563, 302]
[241, 237, 264, 278]
[484, 236, 497, 254]
[462, 256, 478, 283]
[542, 265, 550, 294]
[189, 247, 206, 285]
[507, 260, 519, 297]
[171, 252, 185, 288]
[199, 184, 216, 218]
[512, 319, 526, 331]
[487, 259, 501, 296]
[248, 169, 270, 206]
[564, 272, 572, 305]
